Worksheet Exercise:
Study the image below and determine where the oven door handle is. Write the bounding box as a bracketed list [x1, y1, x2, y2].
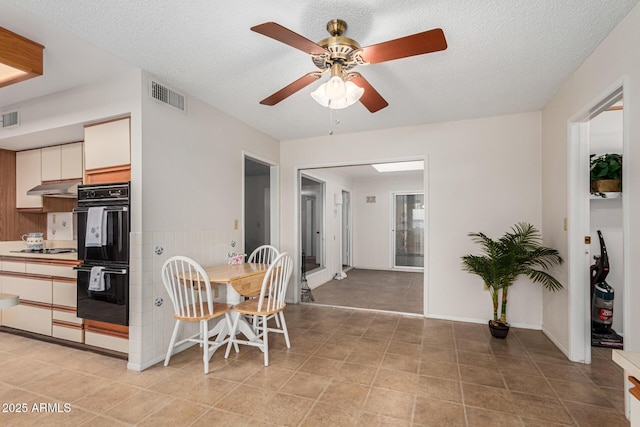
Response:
[73, 206, 128, 213]
[73, 265, 127, 275]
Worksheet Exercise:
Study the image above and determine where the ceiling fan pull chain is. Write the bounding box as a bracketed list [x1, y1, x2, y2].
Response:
[329, 108, 334, 135]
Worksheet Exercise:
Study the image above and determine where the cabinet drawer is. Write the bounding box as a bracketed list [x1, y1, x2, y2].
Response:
[52, 324, 84, 343]
[53, 281, 76, 307]
[85, 331, 128, 354]
[2, 304, 52, 336]
[26, 264, 76, 279]
[52, 309, 82, 325]
[1, 261, 26, 273]
[2, 276, 52, 304]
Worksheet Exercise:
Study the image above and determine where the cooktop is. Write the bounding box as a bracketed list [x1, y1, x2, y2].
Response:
[10, 248, 77, 254]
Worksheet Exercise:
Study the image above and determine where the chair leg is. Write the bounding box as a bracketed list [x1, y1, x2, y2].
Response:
[262, 315, 269, 366]
[279, 312, 291, 348]
[224, 313, 241, 359]
[164, 319, 181, 367]
[201, 320, 210, 374]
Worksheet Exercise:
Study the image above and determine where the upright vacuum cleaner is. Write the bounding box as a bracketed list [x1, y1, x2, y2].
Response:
[590, 230, 623, 348]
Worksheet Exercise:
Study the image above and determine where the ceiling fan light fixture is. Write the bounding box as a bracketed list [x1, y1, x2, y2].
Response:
[311, 80, 364, 109]
[324, 75, 346, 100]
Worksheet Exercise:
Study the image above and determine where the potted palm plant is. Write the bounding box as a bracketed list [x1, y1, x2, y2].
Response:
[461, 223, 564, 338]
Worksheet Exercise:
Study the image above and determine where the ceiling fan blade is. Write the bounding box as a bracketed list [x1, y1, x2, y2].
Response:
[251, 22, 328, 56]
[260, 73, 321, 106]
[360, 28, 447, 64]
[349, 73, 388, 113]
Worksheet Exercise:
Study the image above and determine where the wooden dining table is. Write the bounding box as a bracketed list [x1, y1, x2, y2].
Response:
[201, 262, 269, 345]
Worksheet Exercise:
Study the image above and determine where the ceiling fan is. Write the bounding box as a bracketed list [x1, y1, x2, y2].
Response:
[251, 19, 447, 112]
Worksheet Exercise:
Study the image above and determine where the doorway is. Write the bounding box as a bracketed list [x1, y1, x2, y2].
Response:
[568, 85, 627, 364]
[244, 155, 278, 257]
[296, 161, 425, 315]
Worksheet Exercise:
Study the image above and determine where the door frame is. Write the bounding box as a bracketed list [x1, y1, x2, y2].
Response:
[300, 172, 326, 274]
[293, 156, 428, 312]
[567, 80, 628, 363]
[341, 189, 352, 270]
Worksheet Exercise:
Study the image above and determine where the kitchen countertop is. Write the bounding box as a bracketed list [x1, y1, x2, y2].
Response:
[0, 240, 79, 261]
[613, 350, 640, 378]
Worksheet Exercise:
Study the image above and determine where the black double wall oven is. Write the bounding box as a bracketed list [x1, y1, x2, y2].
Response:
[74, 182, 130, 326]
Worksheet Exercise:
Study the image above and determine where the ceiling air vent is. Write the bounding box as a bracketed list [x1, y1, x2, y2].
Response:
[150, 80, 186, 113]
[1, 110, 19, 129]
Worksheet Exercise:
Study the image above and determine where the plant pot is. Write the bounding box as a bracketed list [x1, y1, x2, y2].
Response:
[488, 320, 510, 339]
[591, 179, 621, 193]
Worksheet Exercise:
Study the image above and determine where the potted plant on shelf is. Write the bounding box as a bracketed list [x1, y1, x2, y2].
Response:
[461, 223, 564, 338]
[590, 153, 622, 194]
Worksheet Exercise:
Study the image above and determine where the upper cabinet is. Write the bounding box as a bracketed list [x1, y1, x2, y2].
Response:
[16, 149, 42, 209]
[16, 143, 83, 212]
[84, 118, 131, 171]
[41, 143, 84, 181]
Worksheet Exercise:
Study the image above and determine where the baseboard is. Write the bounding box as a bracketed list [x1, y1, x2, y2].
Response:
[425, 313, 542, 330]
[541, 326, 574, 361]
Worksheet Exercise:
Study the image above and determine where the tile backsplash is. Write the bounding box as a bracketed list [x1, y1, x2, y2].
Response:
[46, 212, 74, 241]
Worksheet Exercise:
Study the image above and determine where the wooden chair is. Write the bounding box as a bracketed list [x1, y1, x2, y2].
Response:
[247, 245, 279, 264]
[224, 252, 293, 366]
[161, 256, 233, 374]
[246, 245, 281, 326]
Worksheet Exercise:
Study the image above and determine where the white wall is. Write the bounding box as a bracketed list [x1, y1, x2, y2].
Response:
[352, 174, 423, 270]
[0, 69, 142, 145]
[132, 71, 280, 370]
[541, 3, 640, 357]
[281, 112, 546, 328]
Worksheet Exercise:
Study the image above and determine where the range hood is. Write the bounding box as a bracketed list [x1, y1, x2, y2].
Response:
[27, 181, 79, 198]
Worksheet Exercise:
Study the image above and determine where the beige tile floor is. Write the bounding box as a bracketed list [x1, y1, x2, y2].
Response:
[0, 304, 629, 426]
[310, 269, 424, 314]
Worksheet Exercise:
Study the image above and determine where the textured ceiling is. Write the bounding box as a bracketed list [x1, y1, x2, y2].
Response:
[1, 0, 638, 144]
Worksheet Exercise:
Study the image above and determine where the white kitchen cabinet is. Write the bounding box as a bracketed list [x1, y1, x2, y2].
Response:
[41, 142, 83, 181]
[3, 304, 52, 336]
[84, 118, 130, 171]
[2, 261, 26, 273]
[2, 275, 52, 304]
[85, 331, 128, 353]
[27, 263, 77, 279]
[52, 280, 77, 307]
[16, 148, 42, 209]
[1, 261, 79, 339]
[41, 146, 61, 181]
[61, 142, 84, 179]
[1, 271, 53, 336]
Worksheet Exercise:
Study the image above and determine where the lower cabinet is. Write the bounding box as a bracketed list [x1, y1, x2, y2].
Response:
[1, 262, 81, 342]
[3, 303, 52, 336]
[0, 260, 131, 354]
[2, 275, 53, 336]
[85, 331, 129, 353]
